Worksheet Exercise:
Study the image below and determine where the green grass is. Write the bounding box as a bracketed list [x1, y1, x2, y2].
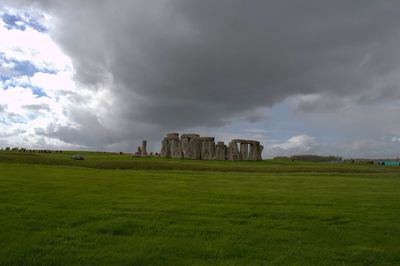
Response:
[0, 150, 398, 173]
[0, 151, 400, 265]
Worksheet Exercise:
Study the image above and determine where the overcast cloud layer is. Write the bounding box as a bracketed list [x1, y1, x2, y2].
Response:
[1, 1, 400, 158]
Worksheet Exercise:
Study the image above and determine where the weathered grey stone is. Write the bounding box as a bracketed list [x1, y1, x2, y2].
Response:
[199, 137, 215, 141]
[191, 137, 202, 159]
[200, 137, 215, 160]
[233, 139, 260, 145]
[160, 133, 262, 161]
[258, 145, 264, 160]
[228, 140, 241, 160]
[216, 141, 227, 160]
[71, 154, 84, 160]
[181, 134, 200, 159]
[170, 138, 182, 159]
[181, 134, 200, 138]
[141, 140, 147, 156]
[160, 138, 170, 158]
[181, 137, 190, 158]
[161, 133, 181, 158]
[249, 143, 256, 160]
[240, 143, 249, 160]
[166, 133, 179, 139]
[248, 143, 263, 160]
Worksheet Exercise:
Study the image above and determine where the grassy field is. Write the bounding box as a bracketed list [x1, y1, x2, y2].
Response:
[0, 151, 399, 265]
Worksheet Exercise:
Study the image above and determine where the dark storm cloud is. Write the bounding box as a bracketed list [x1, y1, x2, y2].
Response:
[5, 0, 400, 149]
[37, 109, 116, 147]
[295, 94, 347, 113]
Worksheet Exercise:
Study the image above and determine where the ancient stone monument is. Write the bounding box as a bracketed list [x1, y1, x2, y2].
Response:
[181, 134, 201, 159]
[136, 140, 148, 156]
[215, 141, 228, 160]
[141, 140, 147, 156]
[160, 133, 263, 160]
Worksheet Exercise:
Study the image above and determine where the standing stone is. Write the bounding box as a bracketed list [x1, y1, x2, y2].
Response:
[249, 143, 257, 160]
[181, 136, 190, 158]
[160, 138, 170, 158]
[216, 141, 227, 160]
[71, 154, 84, 160]
[169, 134, 182, 159]
[258, 145, 264, 160]
[160, 133, 180, 158]
[191, 137, 202, 159]
[228, 140, 241, 160]
[141, 140, 147, 156]
[240, 142, 249, 160]
[181, 134, 200, 159]
[248, 141, 261, 160]
[199, 137, 215, 160]
[160, 133, 262, 161]
[167, 133, 179, 139]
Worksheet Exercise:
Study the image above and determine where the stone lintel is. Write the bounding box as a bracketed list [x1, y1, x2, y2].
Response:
[166, 133, 179, 138]
[181, 134, 200, 139]
[164, 136, 179, 140]
[199, 137, 215, 141]
[232, 139, 260, 145]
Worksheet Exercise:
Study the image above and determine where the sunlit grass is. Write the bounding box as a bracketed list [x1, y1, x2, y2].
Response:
[0, 151, 399, 265]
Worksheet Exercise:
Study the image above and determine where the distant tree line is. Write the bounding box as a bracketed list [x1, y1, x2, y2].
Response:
[1, 147, 63, 153]
[274, 155, 342, 162]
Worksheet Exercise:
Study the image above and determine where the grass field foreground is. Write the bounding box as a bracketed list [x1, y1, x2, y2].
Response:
[0, 151, 400, 265]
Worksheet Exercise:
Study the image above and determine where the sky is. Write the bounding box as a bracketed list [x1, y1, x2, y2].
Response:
[1, 0, 400, 158]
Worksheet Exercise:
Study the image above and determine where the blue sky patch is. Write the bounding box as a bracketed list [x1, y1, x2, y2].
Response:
[0, 74, 10, 82]
[30, 86, 48, 98]
[2, 12, 46, 32]
[0, 52, 56, 80]
[0, 54, 50, 98]
[1, 84, 48, 98]
[0, 59, 56, 81]
[25, 16, 47, 32]
[2, 13, 26, 31]
[12, 60, 42, 77]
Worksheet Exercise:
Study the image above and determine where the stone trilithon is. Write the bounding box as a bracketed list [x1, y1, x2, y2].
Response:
[160, 133, 263, 160]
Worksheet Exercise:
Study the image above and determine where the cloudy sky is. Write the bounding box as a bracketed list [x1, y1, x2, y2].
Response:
[1, 1, 400, 158]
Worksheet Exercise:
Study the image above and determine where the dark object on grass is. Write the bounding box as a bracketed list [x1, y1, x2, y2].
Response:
[71, 154, 85, 160]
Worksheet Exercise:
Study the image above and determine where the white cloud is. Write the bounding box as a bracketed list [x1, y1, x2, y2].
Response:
[0, 18, 71, 72]
[270, 135, 317, 151]
[0, 86, 71, 148]
[265, 135, 320, 157]
[30, 71, 76, 97]
[0, 9, 114, 149]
